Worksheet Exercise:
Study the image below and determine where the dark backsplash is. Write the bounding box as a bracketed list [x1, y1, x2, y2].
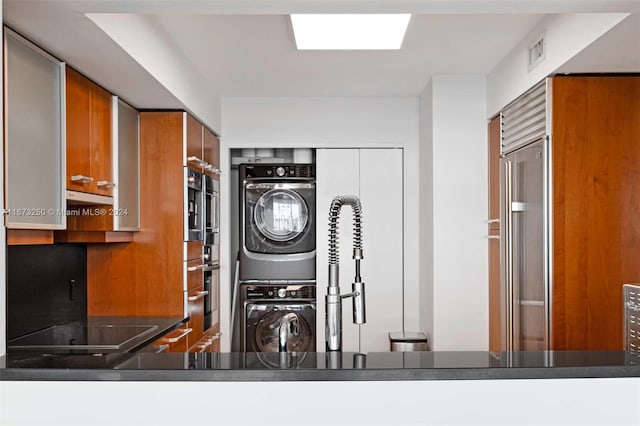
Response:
[7, 244, 87, 340]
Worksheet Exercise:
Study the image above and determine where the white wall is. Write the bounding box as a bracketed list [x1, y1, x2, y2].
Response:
[420, 75, 488, 351]
[487, 12, 629, 116]
[86, 13, 222, 133]
[221, 97, 420, 350]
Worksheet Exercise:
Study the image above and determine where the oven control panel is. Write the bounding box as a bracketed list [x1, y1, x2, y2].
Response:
[244, 285, 315, 300]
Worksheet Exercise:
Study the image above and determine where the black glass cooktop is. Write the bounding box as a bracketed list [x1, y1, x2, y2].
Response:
[8, 323, 158, 350]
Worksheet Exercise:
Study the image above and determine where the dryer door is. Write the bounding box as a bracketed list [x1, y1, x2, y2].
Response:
[244, 182, 315, 254]
[254, 189, 308, 242]
[245, 303, 316, 352]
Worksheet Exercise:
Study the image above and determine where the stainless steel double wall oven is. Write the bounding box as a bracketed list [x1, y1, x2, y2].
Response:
[184, 166, 220, 331]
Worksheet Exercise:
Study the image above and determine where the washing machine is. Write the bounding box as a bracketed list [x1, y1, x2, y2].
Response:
[239, 163, 316, 281]
[241, 284, 316, 352]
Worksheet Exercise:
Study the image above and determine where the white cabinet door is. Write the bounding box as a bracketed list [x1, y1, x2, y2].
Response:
[359, 148, 403, 351]
[4, 29, 66, 229]
[316, 148, 403, 352]
[316, 149, 359, 351]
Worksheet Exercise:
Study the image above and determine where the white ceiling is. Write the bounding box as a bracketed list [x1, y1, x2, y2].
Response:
[145, 13, 543, 97]
[3, 0, 640, 110]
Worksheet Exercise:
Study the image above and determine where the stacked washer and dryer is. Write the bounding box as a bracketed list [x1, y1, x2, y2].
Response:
[238, 163, 316, 352]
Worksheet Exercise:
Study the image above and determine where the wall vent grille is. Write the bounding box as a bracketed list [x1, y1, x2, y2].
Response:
[500, 80, 546, 155]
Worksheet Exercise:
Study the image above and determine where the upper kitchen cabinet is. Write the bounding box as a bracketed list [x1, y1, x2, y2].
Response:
[186, 114, 203, 169]
[4, 28, 66, 231]
[62, 97, 140, 236]
[203, 127, 221, 177]
[65, 66, 114, 201]
[185, 114, 221, 176]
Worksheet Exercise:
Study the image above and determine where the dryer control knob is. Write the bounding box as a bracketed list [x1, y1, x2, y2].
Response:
[277, 288, 286, 298]
[276, 166, 286, 177]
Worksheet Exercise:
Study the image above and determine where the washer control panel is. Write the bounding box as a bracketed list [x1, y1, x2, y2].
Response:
[244, 285, 315, 300]
[242, 164, 315, 179]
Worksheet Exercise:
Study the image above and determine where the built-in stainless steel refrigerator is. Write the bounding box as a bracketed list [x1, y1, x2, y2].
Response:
[499, 80, 550, 352]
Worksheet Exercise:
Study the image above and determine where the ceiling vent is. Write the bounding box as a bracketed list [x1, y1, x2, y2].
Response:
[528, 33, 546, 72]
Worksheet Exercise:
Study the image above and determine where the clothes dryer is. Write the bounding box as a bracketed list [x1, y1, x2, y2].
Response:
[239, 164, 316, 281]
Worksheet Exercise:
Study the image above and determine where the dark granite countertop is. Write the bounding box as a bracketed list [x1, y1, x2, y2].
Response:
[4, 316, 185, 369]
[2, 350, 640, 381]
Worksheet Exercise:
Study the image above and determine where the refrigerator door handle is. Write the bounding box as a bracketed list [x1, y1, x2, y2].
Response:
[505, 160, 514, 352]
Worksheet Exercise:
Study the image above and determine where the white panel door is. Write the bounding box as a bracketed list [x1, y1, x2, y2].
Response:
[359, 148, 403, 351]
[315, 149, 359, 351]
[316, 148, 403, 352]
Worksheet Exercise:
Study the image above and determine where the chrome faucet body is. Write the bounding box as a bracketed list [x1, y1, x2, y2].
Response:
[278, 312, 299, 352]
[326, 195, 366, 352]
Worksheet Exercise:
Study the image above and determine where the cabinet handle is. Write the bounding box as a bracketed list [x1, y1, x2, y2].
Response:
[71, 175, 93, 183]
[204, 164, 221, 175]
[153, 344, 170, 353]
[194, 340, 212, 352]
[96, 181, 116, 188]
[485, 235, 500, 240]
[187, 156, 206, 167]
[157, 328, 192, 343]
[486, 218, 500, 224]
[203, 333, 221, 345]
[188, 290, 209, 301]
[187, 264, 207, 272]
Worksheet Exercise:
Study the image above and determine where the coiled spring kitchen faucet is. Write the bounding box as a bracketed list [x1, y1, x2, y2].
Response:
[326, 195, 366, 352]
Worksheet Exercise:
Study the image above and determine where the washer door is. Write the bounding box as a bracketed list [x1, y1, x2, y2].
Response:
[245, 304, 315, 352]
[254, 189, 308, 242]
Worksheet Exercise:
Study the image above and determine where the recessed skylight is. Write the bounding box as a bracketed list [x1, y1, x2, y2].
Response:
[291, 14, 412, 50]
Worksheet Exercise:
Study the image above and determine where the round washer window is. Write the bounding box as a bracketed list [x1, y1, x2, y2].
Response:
[255, 310, 312, 353]
[254, 189, 308, 242]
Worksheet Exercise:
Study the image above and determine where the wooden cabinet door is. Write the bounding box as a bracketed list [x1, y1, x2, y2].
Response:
[189, 324, 220, 353]
[208, 324, 221, 353]
[488, 228, 501, 353]
[89, 83, 113, 196]
[203, 127, 220, 174]
[186, 113, 203, 168]
[551, 76, 640, 350]
[154, 327, 192, 353]
[186, 285, 205, 348]
[488, 116, 500, 231]
[66, 67, 92, 193]
[66, 67, 113, 196]
[487, 117, 502, 353]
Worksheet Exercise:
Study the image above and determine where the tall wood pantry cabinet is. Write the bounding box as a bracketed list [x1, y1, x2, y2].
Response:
[488, 75, 640, 351]
[87, 111, 221, 352]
